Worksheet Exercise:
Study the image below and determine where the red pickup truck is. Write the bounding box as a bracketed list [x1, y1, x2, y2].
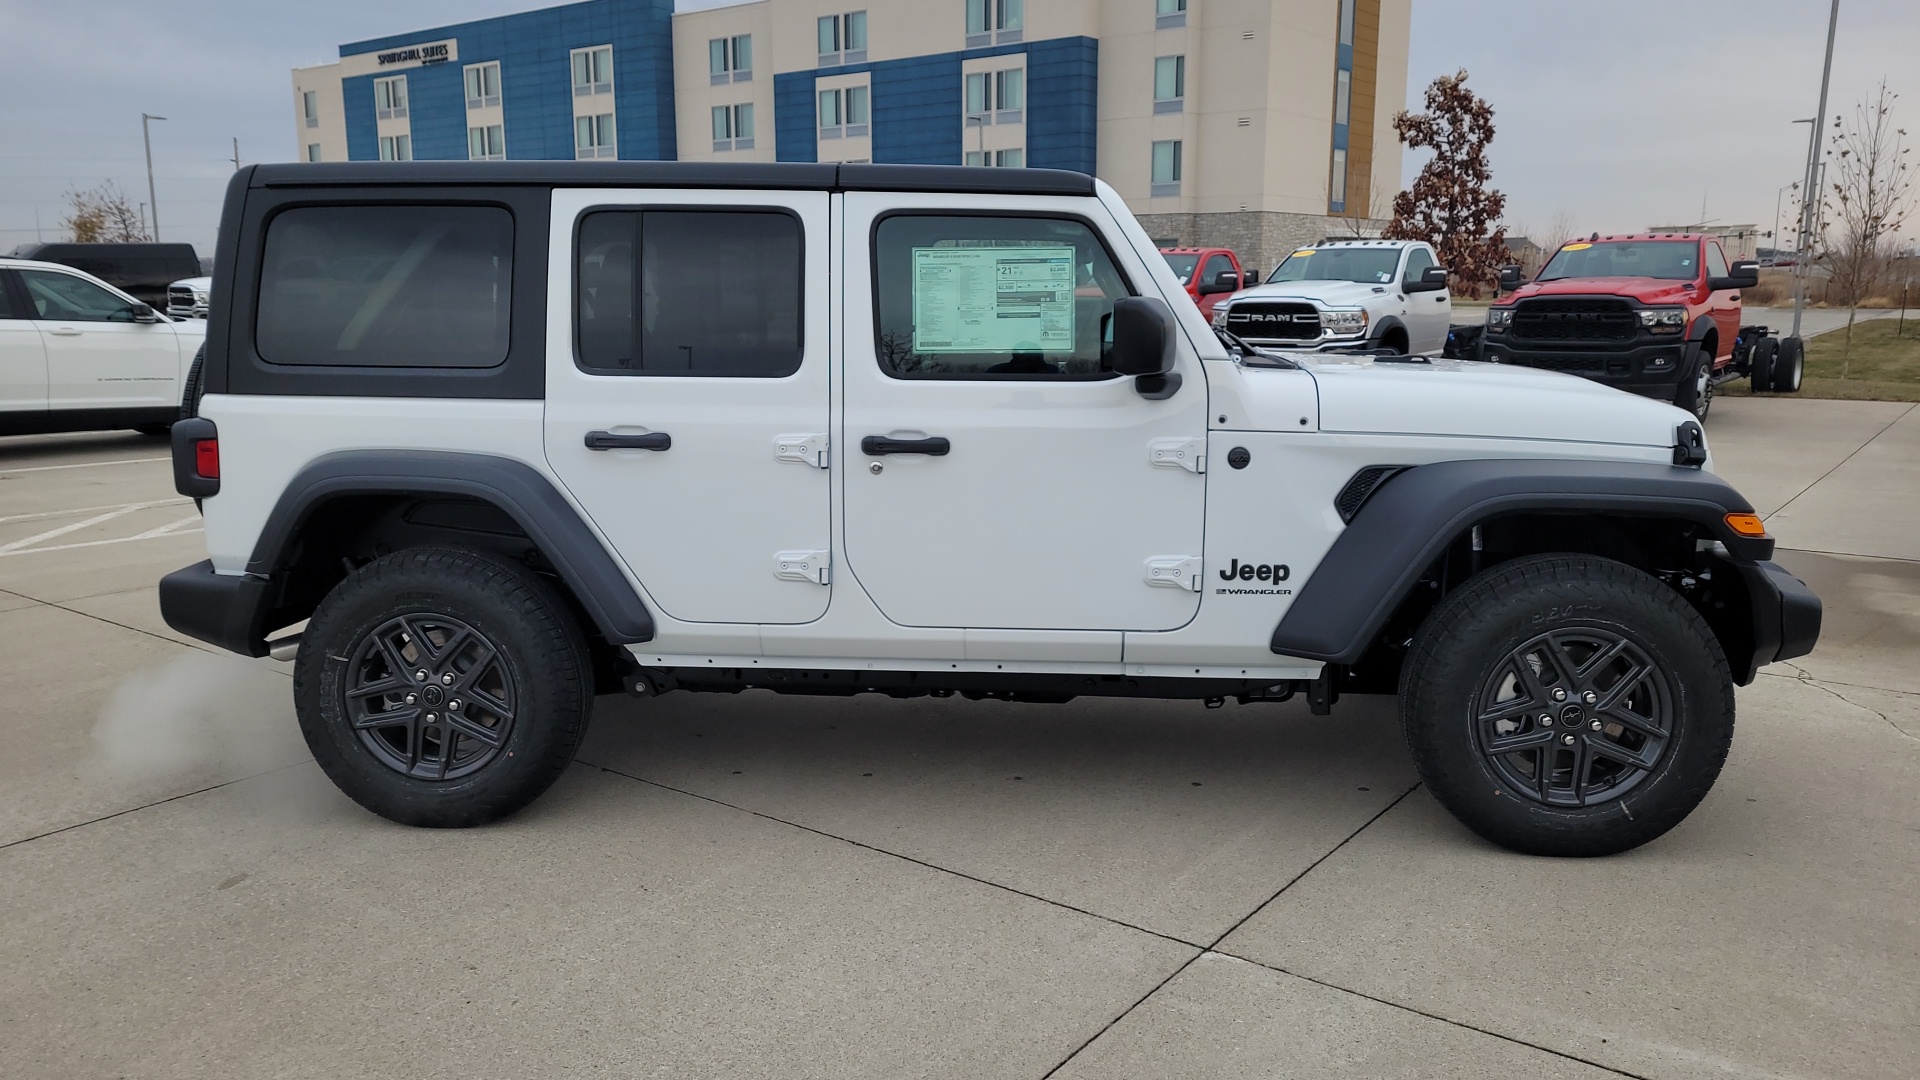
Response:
[1159, 246, 1251, 321]
[1483, 234, 1803, 420]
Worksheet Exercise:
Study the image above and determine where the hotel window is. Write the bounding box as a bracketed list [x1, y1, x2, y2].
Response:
[1156, 0, 1187, 30]
[465, 62, 502, 109]
[1339, 0, 1355, 46]
[818, 11, 867, 66]
[1328, 147, 1349, 211]
[1150, 139, 1181, 197]
[571, 45, 613, 96]
[819, 86, 868, 139]
[468, 124, 505, 160]
[1334, 68, 1351, 126]
[709, 35, 752, 84]
[303, 90, 319, 128]
[378, 133, 412, 161]
[306, 143, 322, 162]
[965, 68, 1024, 126]
[575, 113, 616, 159]
[1153, 55, 1184, 113]
[374, 76, 407, 120]
[967, 148, 1023, 167]
[966, 0, 1022, 47]
[712, 103, 755, 151]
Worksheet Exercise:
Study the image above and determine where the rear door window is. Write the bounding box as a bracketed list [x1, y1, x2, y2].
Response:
[255, 205, 513, 367]
[575, 209, 802, 377]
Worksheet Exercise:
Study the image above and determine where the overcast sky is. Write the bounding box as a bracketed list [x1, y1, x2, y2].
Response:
[1, 0, 1913, 258]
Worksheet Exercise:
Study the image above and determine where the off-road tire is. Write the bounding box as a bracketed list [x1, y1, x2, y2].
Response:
[1748, 337, 1777, 393]
[1399, 554, 1734, 857]
[1673, 346, 1712, 420]
[294, 547, 593, 827]
[1770, 336, 1805, 393]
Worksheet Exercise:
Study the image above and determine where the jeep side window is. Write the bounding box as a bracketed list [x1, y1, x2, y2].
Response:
[872, 214, 1130, 379]
[575, 210, 802, 377]
[1401, 247, 1434, 286]
[255, 205, 512, 368]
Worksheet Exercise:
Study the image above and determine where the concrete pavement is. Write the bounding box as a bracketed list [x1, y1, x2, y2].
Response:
[0, 402, 1915, 1079]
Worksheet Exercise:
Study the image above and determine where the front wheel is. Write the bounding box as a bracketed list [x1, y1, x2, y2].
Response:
[1399, 554, 1734, 856]
[293, 547, 594, 827]
[1673, 347, 1712, 420]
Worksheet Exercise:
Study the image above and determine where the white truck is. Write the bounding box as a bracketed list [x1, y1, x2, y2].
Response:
[0, 257, 204, 437]
[159, 162, 1819, 857]
[1211, 238, 1452, 355]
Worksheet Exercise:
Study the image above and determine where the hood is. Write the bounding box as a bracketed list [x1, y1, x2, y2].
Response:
[1227, 279, 1391, 308]
[1500, 276, 1700, 306]
[1241, 354, 1689, 449]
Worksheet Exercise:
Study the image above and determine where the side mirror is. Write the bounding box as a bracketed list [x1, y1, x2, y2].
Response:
[1110, 296, 1181, 399]
[1708, 260, 1760, 292]
[1405, 266, 1449, 293]
[1241, 268, 1260, 286]
[130, 303, 162, 323]
[1497, 264, 1523, 291]
[1198, 269, 1240, 296]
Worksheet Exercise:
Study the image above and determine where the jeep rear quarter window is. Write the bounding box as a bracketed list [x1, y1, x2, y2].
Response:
[575, 209, 802, 377]
[873, 214, 1129, 379]
[255, 205, 513, 367]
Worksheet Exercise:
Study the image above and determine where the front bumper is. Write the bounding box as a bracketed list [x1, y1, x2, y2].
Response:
[159, 560, 272, 657]
[1735, 559, 1822, 683]
[1480, 337, 1691, 397]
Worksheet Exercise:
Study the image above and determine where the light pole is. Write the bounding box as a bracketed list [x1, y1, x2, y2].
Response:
[1790, 0, 1839, 340]
[965, 112, 987, 165]
[141, 113, 166, 241]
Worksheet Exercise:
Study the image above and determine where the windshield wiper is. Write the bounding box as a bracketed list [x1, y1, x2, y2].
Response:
[1216, 328, 1299, 368]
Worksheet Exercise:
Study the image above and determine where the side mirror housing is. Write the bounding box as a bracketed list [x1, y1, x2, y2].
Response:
[130, 303, 162, 323]
[1405, 266, 1449, 293]
[1497, 264, 1523, 291]
[1198, 268, 1240, 296]
[1111, 296, 1181, 398]
[1708, 260, 1760, 292]
[1241, 268, 1260, 286]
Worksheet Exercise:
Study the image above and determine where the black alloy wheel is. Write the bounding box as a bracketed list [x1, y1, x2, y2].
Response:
[344, 613, 517, 781]
[1472, 628, 1673, 808]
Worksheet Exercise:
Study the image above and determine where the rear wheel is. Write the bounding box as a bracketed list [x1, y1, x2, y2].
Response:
[1399, 554, 1734, 857]
[1748, 337, 1777, 392]
[294, 547, 594, 827]
[1771, 337, 1805, 393]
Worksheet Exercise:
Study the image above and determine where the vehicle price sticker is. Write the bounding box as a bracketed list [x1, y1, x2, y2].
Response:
[910, 246, 1075, 353]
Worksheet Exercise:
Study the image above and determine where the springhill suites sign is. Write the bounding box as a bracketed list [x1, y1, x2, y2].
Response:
[339, 37, 459, 77]
[377, 42, 451, 67]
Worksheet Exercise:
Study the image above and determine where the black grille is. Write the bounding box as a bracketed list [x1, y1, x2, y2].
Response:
[1512, 298, 1637, 342]
[1515, 355, 1606, 373]
[1226, 302, 1320, 341]
[1334, 465, 1410, 524]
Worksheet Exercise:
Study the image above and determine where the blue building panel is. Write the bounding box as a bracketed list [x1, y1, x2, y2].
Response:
[1023, 37, 1098, 176]
[773, 72, 818, 163]
[337, 0, 674, 162]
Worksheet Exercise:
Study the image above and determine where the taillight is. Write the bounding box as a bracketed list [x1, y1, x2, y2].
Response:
[194, 438, 220, 479]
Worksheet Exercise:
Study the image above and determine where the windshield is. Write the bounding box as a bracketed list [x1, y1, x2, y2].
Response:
[1161, 253, 1198, 285]
[1266, 247, 1400, 285]
[1538, 240, 1700, 282]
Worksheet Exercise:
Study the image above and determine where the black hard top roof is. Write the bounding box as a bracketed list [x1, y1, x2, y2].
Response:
[10, 241, 199, 257]
[247, 161, 1097, 197]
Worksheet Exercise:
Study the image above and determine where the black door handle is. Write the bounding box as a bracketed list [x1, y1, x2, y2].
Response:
[585, 430, 670, 451]
[861, 435, 950, 456]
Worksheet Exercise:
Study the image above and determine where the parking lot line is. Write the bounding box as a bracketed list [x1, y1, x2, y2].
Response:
[0, 506, 151, 555]
[0, 498, 190, 527]
[0, 523, 204, 559]
[0, 456, 169, 476]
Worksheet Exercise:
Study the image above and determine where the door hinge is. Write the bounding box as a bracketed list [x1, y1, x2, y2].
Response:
[1148, 437, 1206, 474]
[775, 549, 831, 585]
[775, 433, 830, 469]
[1145, 556, 1203, 592]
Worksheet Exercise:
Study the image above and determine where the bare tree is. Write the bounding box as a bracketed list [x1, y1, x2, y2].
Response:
[1383, 70, 1508, 296]
[1329, 188, 1394, 239]
[60, 181, 150, 243]
[1822, 81, 1914, 372]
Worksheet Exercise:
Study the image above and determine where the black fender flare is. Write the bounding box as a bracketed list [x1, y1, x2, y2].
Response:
[1269, 458, 1770, 663]
[247, 450, 653, 644]
[1367, 314, 1410, 350]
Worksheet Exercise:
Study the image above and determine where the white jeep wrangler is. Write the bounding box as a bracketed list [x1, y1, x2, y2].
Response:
[1211, 238, 1452, 355]
[161, 162, 1819, 856]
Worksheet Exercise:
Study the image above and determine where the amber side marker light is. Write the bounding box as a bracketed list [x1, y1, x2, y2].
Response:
[1724, 513, 1768, 538]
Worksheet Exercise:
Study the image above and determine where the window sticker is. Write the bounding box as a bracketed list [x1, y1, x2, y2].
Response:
[1561, 242, 1593, 251]
[910, 246, 1075, 353]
